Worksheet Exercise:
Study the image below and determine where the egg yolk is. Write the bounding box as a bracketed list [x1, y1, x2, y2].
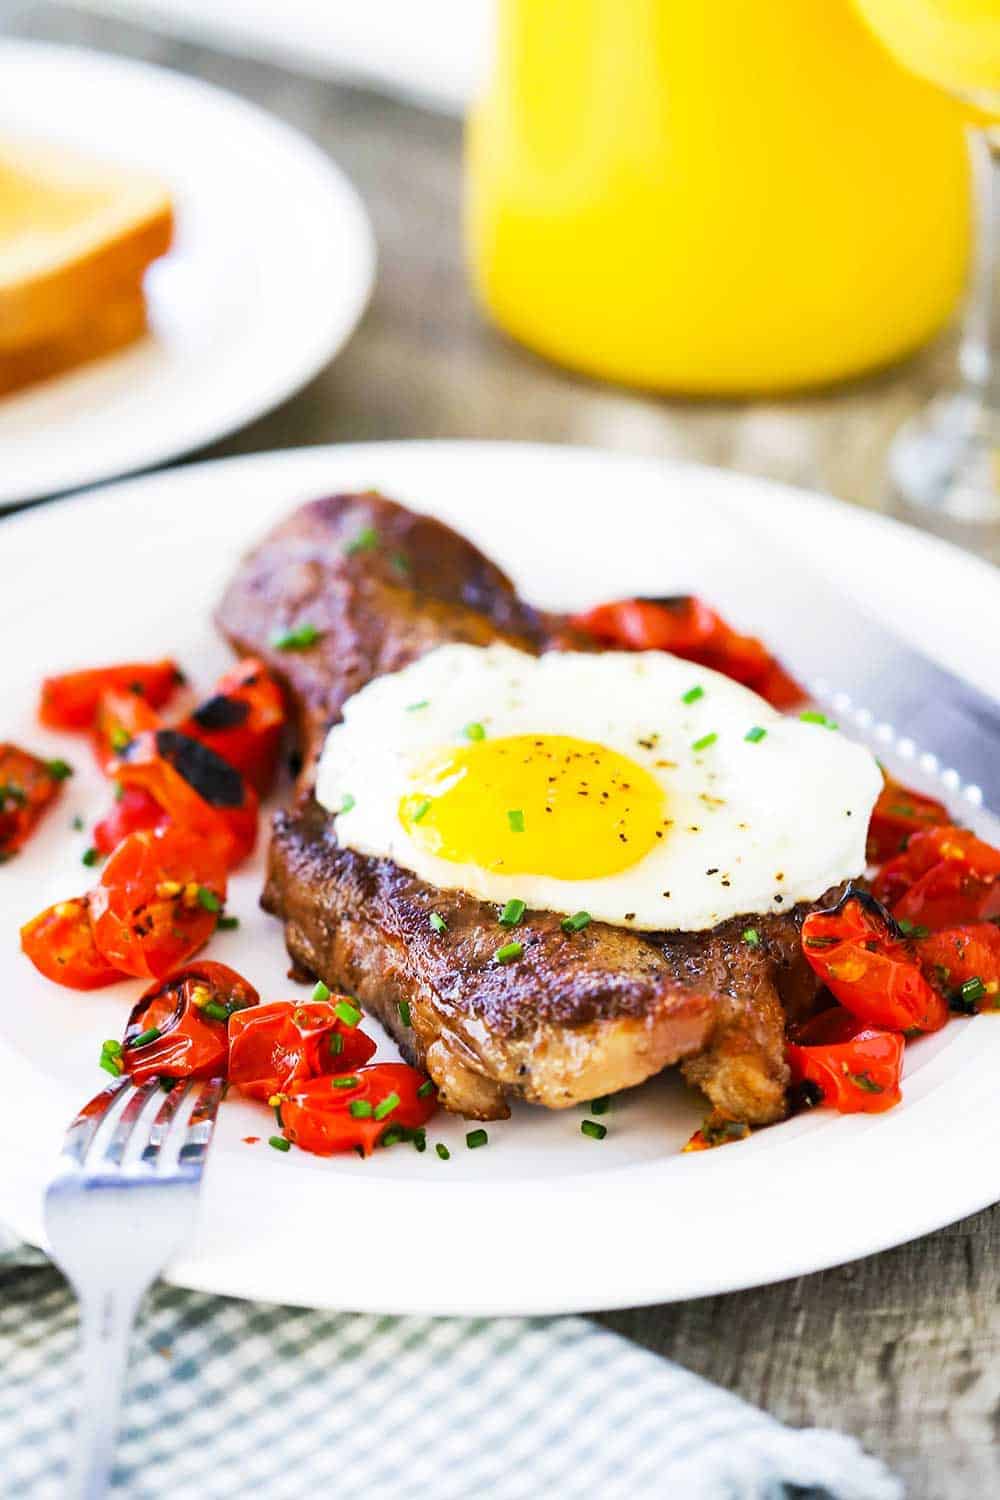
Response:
[398, 734, 666, 879]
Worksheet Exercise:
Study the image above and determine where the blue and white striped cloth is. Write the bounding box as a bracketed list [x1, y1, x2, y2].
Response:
[1, 1233, 900, 1500]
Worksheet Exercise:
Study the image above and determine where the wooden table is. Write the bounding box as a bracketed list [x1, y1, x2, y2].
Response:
[9, 7, 1000, 1494]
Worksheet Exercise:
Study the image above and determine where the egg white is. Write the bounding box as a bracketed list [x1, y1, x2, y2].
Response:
[315, 643, 882, 931]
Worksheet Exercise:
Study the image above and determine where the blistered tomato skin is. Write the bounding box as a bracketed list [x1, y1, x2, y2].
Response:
[228, 1000, 377, 1101]
[20, 895, 123, 990]
[0, 744, 69, 859]
[787, 1007, 904, 1114]
[111, 730, 258, 867]
[800, 889, 949, 1034]
[39, 660, 183, 730]
[178, 658, 285, 796]
[280, 1064, 438, 1157]
[88, 827, 227, 980]
[121, 961, 259, 1085]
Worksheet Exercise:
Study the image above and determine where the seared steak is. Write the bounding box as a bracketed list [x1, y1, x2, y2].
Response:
[218, 492, 828, 1124]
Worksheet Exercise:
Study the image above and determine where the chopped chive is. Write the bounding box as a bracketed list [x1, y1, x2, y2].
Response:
[380, 1126, 403, 1148]
[406, 700, 430, 712]
[217, 914, 240, 931]
[270, 623, 320, 651]
[499, 898, 526, 928]
[495, 941, 523, 965]
[311, 980, 332, 1003]
[46, 758, 74, 781]
[581, 1119, 607, 1140]
[332, 1076, 358, 1089]
[345, 525, 378, 556]
[71, 815, 85, 831]
[328, 1032, 344, 1057]
[391, 552, 410, 578]
[131, 1027, 161, 1048]
[411, 1129, 427, 1153]
[81, 847, 101, 867]
[202, 1001, 230, 1023]
[691, 732, 718, 752]
[800, 710, 839, 730]
[561, 911, 591, 933]
[337, 793, 356, 816]
[196, 885, 222, 912]
[429, 912, 447, 935]
[398, 1000, 412, 1027]
[349, 1099, 373, 1118]
[109, 727, 130, 752]
[744, 726, 767, 744]
[464, 721, 486, 742]
[590, 1096, 610, 1116]
[99, 1054, 122, 1078]
[102, 1039, 122, 1057]
[507, 808, 525, 834]
[681, 685, 704, 705]
[268, 1135, 291, 1152]
[961, 976, 987, 1006]
[334, 999, 361, 1027]
[374, 1091, 400, 1122]
[417, 1079, 435, 1098]
[412, 798, 432, 823]
[897, 919, 930, 940]
[742, 927, 761, 947]
[436, 1142, 451, 1160]
[466, 1128, 488, 1149]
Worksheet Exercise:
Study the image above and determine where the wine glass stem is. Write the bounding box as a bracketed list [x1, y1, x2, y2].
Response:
[959, 126, 1000, 406]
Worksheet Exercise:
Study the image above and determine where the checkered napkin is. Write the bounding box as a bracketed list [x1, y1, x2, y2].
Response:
[1, 1234, 900, 1500]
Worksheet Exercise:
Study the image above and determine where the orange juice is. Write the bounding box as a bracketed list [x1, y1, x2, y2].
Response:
[854, 0, 1000, 107]
[466, 0, 972, 395]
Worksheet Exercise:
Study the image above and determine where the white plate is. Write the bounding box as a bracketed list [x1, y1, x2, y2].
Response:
[1, 441, 998, 1317]
[0, 43, 375, 506]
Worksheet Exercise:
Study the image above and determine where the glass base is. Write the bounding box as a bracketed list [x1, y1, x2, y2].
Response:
[891, 390, 1000, 522]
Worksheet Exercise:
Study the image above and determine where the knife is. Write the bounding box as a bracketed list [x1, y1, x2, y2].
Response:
[688, 495, 1000, 817]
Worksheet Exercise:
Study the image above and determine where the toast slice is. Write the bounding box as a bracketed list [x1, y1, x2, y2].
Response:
[0, 285, 148, 398]
[0, 136, 173, 351]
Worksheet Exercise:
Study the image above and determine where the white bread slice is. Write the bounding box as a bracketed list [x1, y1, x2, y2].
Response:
[0, 136, 173, 351]
[0, 284, 148, 397]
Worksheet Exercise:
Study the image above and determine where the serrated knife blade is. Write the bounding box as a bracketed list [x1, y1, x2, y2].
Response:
[695, 499, 1000, 815]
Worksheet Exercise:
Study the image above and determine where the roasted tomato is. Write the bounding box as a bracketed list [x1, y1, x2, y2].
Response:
[93, 786, 169, 857]
[917, 924, 1000, 1013]
[873, 826, 1000, 929]
[92, 688, 162, 775]
[800, 889, 949, 1033]
[228, 1000, 377, 1102]
[39, 659, 182, 730]
[278, 1064, 438, 1157]
[88, 827, 227, 980]
[21, 894, 124, 989]
[866, 773, 950, 865]
[787, 1006, 904, 1114]
[0, 744, 71, 860]
[121, 962, 259, 1085]
[178, 659, 285, 795]
[570, 595, 805, 709]
[111, 729, 258, 867]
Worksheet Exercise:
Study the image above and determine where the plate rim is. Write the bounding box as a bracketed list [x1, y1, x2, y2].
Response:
[0, 40, 376, 506]
[2, 438, 998, 1317]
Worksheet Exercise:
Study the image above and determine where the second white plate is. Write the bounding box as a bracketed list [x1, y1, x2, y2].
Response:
[0, 42, 375, 506]
[0, 442, 998, 1316]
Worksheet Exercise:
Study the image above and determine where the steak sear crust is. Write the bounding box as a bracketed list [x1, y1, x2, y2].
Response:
[219, 492, 832, 1124]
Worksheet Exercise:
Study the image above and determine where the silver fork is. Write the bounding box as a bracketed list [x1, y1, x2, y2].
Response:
[44, 1074, 224, 1500]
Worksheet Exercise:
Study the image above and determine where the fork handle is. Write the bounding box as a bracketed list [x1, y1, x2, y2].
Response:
[68, 1285, 144, 1500]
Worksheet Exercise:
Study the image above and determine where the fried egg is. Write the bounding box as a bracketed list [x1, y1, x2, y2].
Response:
[315, 643, 881, 931]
